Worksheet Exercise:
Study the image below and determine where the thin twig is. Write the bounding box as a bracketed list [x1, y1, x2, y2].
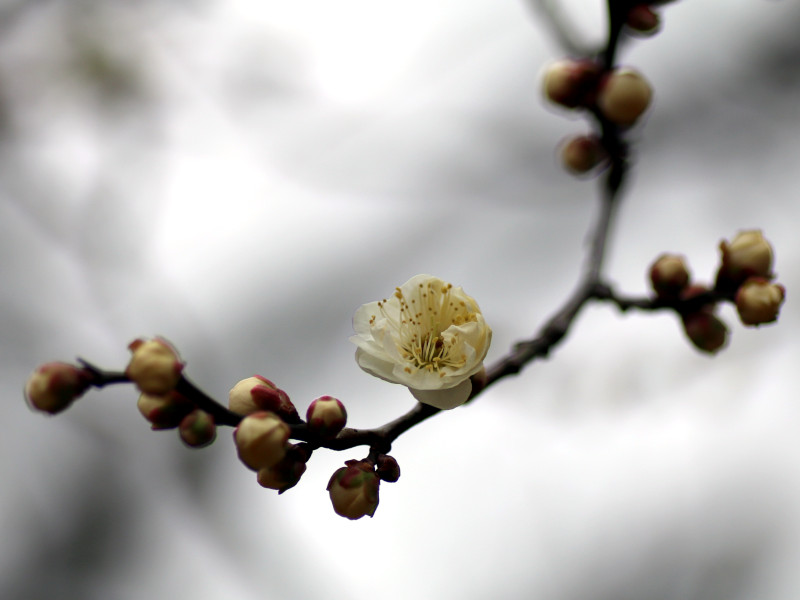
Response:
[527, 0, 598, 56]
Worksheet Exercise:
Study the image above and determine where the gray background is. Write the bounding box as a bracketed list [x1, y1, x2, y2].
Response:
[2, 1, 800, 599]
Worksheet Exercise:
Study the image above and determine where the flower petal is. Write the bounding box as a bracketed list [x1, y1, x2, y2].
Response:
[409, 379, 473, 410]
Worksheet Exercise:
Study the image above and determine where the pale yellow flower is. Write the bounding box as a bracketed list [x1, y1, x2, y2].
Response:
[351, 274, 491, 410]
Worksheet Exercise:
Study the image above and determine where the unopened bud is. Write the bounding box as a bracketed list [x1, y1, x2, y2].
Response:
[735, 278, 786, 326]
[179, 409, 216, 448]
[542, 59, 602, 109]
[257, 445, 309, 493]
[376, 455, 401, 483]
[306, 396, 347, 438]
[137, 391, 194, 429]
[560, 135, 606, 174]
[597, 68, 652, 126]
[649, 254, 690, 298]
[717, 230, 774, 289]
[626, 5, 661, 36]
[234, 411, 290, 470]
[327, 460, 380, 520]
[24, 362, 92, 415]
[228, 376, 300, 423]
[681, 311, 728, 354]
[125, 337, 184, 395]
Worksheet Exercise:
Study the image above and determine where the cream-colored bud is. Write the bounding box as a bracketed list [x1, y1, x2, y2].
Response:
[234, 411, 290, 470]
[649, 254, 690, 297]
[626, 5, 661, 36]
[735, 278, 786, 326]
[306, 396, 347, 438]
[256, 446, 307, 493]
[137, 391, 193, 429]
[719, 230, 773, 284]
[327, 461, 380, 520]
[681, 311, 728, 354]
[560, 135, 606, 174]
[228, 376, 299, 422]
[229, 376, 276, 414]
[542, 59, 601, 109]
[24, 362, 91, 415]
[597, 68, 652, 126]
[125, 337, 184, 395]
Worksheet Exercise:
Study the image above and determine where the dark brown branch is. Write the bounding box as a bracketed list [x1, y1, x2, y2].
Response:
[593, 284, 735, 315]
[175, 377, 242, 427]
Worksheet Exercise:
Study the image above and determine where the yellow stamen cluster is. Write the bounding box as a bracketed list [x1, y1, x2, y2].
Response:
[370, 280, 476, 377]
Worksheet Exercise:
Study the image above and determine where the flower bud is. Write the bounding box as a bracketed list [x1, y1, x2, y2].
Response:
[137, 391, 194, 430]
[257, 445, 309, 493]
[626, 5, 661, 36]
[649, 254, 690, 298]
[681, 311, 728, 354]
[24, 362, 92, 415]
[717, 230, 774, 288]
[228, 376, 300, 423]
[179, 409, 216, 448]
[542, 59, 602, 109]
[560, 135, 606, 175]
[327, 460, 380, 520]
[735, 278, 786, 326]
[306, 396, 347, 438]
[376, 454, 401, 483]
[125, 337, 184, 395]
[234, 411, 290, 470]
[597, 68, 652, 126]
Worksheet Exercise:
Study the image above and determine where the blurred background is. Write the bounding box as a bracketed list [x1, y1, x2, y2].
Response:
[3, 0, 800, 598]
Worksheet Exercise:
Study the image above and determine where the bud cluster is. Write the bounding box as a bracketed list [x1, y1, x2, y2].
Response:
[647, 230, 786, 354]
[228, 376, 300, 423]
[326, 453, 401, 520]
[541, 2, 679, 177]
[228, 379, 354, 495]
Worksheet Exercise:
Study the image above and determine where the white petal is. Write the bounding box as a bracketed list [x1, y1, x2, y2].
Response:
[409, 379, 473, 410]
[352, 301, 380, 336]
[354, 347, 396, 383]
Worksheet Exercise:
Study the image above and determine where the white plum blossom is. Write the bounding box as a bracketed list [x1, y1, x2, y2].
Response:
[351, 274, 491, 410]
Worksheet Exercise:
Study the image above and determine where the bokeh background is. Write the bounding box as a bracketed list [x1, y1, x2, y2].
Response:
[3, 0, 800, 598]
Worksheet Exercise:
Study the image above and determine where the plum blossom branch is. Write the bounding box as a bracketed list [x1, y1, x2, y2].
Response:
[67, 0, 644, 453]
[24, 2, 788, 521]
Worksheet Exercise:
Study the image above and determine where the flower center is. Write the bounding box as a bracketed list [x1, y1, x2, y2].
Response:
[371, 280, 478, 376]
